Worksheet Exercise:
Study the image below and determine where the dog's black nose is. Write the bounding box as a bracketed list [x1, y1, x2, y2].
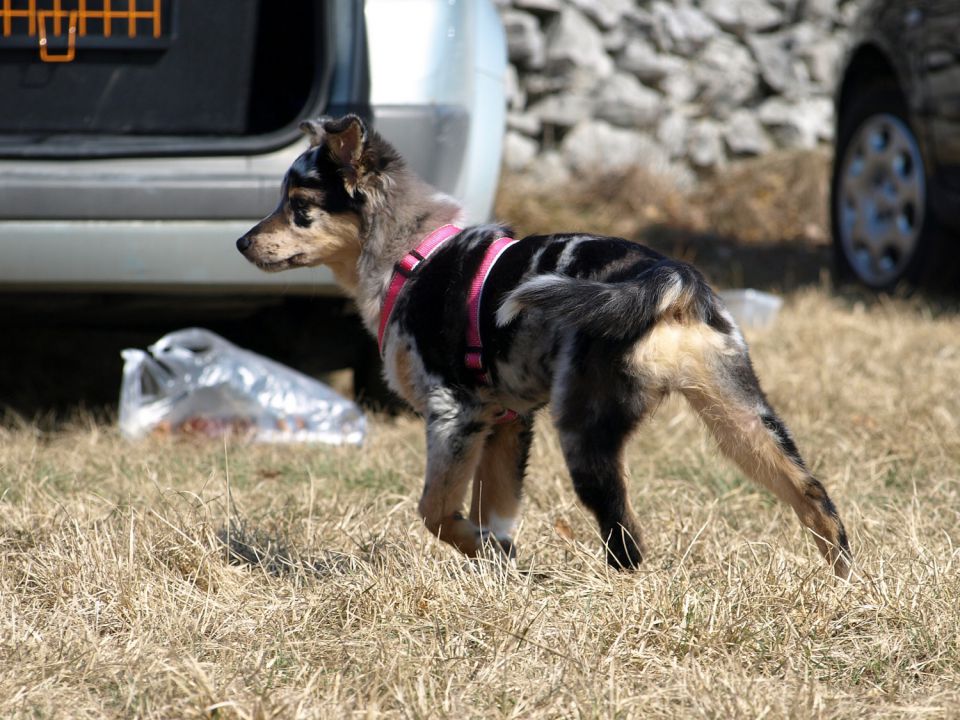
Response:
[236, 234, 251, 253]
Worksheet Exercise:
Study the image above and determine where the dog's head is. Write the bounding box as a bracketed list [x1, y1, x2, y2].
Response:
[236, 114, 399, 277]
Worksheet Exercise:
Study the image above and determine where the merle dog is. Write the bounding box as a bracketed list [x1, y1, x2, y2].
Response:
[237, 115, 852, 578]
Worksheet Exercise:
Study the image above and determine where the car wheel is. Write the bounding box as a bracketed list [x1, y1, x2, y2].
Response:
[831, 80, 946, 291]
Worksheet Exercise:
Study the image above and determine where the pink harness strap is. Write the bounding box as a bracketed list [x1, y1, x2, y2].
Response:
[377, 223, 461, 351]
[465, 235, 519, 383]
[378, 226, 520, 424]
[466, 235, 520, 423]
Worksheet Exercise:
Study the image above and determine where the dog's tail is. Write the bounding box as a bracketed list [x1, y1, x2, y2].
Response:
[496, 260, 715, 340]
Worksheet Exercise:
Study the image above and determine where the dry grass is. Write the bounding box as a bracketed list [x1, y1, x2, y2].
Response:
[496, 149, 832, 247]
[3, 289, 960, 718]
[691, 149, 832, 246]
[496, 150, 835, 290]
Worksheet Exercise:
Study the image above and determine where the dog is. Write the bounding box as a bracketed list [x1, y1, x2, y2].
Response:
[237, 114, 852, 578]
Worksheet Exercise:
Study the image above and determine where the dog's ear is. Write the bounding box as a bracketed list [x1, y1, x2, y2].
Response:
[301, 114, 398, 199]
[319, 114, 400, 199]
[322, 115, 367, 170]
[299, 114, 366, 152]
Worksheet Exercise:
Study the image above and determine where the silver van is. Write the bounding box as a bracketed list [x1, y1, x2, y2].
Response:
[0, 0, 507, 407]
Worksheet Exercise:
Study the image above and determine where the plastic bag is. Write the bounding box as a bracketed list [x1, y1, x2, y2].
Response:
[717, 289, 783, 329]
[119, 328, 366, 445]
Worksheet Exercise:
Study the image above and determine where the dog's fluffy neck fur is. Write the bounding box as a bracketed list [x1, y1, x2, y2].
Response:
[350, 168, 465, 337]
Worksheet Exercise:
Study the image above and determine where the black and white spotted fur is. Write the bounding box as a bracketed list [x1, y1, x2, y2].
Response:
[237, 114, 852, 578]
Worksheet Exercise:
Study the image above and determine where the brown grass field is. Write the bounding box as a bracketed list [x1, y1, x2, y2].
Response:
[3, 157, 960, 718]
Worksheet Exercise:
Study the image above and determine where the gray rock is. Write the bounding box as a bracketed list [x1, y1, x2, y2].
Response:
[747, 29, 812, 96]
[603, 25, 629, 53]
[810, 97, 836, 143]
[799, 34, 844, 89]
[617, 38, 687, 85]
[502, 10, 545, 70]
[723, 110, 773, 155]
[662, 67, 699, 103]
[526, 150, 572, 186]
[687, 118, 726, 169]
[651, 1, 719, 56]
[561, 119, 672, 175]
[503, 131, 540, 172]
[522, 72, 570, 98]
[700, 0, 784, 35]
[768, 0, 802, 19]
[656, 110, 690, 160]
[594, 72, 663, 129]
[666, 161, 698, 191]
[839, 0, 868, 27]
[619, 37, 687, 84]
[569, 0, 633, 30]
[507, 111, 542, 137]
[802, 0, 838, 25]
[694, 34, 760, 117]
[758, 96, 833, 148]
[493, 0, 853, 181]
[624, 6, 657, 34]
[789, 19, 823, 42]
[527, 92, 594, 128]
[514, 0, 563, 16]
[545, 6, 615, 79]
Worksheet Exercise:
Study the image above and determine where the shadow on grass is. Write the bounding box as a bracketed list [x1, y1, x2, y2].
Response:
[645, 224, 960, 319]
[217, 520, 365, 579]
[640, 224, 832, 292]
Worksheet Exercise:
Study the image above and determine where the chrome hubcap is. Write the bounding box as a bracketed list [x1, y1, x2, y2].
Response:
[838, 113, 925, 286]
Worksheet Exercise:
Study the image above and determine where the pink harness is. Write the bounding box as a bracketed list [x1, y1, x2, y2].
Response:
[378, 224, 519, 422]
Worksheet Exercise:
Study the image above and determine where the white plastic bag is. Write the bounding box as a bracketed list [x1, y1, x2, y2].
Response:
[717, 289, 784, 329]
[119, 328, 366, 445]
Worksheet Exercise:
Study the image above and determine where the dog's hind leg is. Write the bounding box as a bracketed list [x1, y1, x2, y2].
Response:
[468, 416, 534, 558]
[417, 387, 496, 558]
[644, 322, 853, 578]
[553, 337, 652, 569]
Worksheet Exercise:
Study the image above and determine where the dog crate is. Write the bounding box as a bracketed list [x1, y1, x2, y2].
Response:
[0, 0, 321, 143]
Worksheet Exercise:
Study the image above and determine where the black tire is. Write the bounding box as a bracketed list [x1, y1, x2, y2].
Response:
[830, 79, 955, 291]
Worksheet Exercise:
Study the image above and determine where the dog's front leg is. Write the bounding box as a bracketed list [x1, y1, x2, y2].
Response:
[417, 388, 492, 557]
[468, 416, 534, 559]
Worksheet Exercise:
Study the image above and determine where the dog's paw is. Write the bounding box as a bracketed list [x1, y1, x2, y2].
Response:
[603, 526, 644, 571]
[478, 529, 517, 561]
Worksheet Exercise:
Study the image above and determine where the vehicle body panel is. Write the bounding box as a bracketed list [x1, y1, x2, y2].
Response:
[0, 0, 507, 293]
[836, 0, 960, 234]
[920, 0, 960, 194]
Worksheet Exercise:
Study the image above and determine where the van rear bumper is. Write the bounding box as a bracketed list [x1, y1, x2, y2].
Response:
[0, 220, 336, 293]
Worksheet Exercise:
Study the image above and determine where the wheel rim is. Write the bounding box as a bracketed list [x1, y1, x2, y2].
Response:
[837, 113, 926, 287]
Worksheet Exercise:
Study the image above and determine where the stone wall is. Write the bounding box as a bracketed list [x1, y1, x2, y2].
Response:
[495, 0, 864, 187]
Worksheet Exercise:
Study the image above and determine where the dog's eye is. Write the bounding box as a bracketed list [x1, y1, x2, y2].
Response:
[290, 197, 309, 214]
